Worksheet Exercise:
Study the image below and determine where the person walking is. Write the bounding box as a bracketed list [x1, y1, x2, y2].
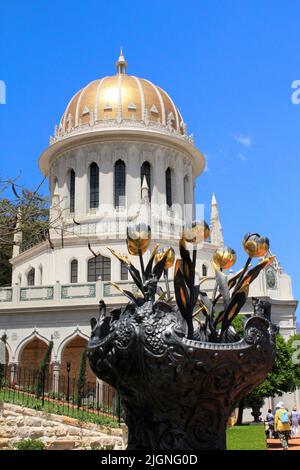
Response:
[290, 406, 299, 438]
[265, 409, 275, 439]
[274, 402, 291, 450]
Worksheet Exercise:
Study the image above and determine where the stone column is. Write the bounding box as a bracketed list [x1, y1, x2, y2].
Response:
[99, 145, 114, 211]
[49, 157, 65, 240]
[192, 180, 196, 220]
[54, 281, 60, 302]
[152, 148, 165, 208]
[59, 155, 69, 214]
[151, 147, 165, 236]
[184, 163, 195, 222]
[96, 378, 104, 406]
[126, 144, 141, 215]
[10, 363, 18, 386]
[75, 149, 88, 218]
[174, 154, 184, 221]
[52, 362, 61, 394]
[12, 283, 20, 304]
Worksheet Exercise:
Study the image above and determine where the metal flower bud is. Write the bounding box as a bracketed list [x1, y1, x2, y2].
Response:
[126, 223, 151, 256]
[213, 246, 237, 270]
[155, 247, 175, 270]
[243, 233, 270, 258]
[182, 220, 210, 245]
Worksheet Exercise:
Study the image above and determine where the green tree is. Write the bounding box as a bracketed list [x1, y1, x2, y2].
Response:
[287, 333, 300, 387]
[241, 335, 297, 422]
[0, 176, 68, 287]
[0, 222, 12, 286]
[36, 340, 53, 398]
[77, 349, 87, 407]
[231, 314, 244, 336]
[0, 333, 7, 344]
[0, 333, 7, 387]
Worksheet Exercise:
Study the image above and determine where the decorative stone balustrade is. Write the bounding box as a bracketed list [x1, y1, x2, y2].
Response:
[20, 286, 54, 302]
[0, 279, 216, 308]
[0, 288, 13, 303]
[61, 283, 96, 299]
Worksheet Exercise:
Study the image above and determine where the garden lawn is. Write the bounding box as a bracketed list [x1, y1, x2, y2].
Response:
[227, 424, 267, 450]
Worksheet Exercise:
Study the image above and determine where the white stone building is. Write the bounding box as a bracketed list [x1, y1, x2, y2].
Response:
[0, 51, 297, 398]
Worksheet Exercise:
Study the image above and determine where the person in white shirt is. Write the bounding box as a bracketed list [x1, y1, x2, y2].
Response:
[290, 406, 300, 438]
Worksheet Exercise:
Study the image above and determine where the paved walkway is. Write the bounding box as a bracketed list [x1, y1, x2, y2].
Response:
[267, 437, 300, 450]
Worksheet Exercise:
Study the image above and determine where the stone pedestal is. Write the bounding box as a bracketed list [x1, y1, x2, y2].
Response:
[52, 362, 61, 394]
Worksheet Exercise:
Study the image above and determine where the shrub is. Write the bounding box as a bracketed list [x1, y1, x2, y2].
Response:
[77, 350, 87, 407]
[14, 439, 45, 450]
[36, 340, 53, 398]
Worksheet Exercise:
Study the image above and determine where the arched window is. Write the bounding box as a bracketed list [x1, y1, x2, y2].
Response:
[166, 167, 172, 208]
[89, 162, 99, 209]
[69, 169, 75, 213]
[202, 264, 207, 277]
[52, 177, 59, 199]
[120, 261, 128, 281]
[141, 161, 151, 201]
[88, 256, 111, 282]
[114, 160, 126, 208]
[70, 259, 78, 283]
[39, 265, 43, 285]
[27, 268, 35, 286]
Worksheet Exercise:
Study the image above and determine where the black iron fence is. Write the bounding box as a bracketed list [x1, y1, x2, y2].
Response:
[0, 364, 122, 426]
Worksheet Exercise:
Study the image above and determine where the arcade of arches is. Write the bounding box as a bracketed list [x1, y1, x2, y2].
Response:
[17, 335, 95, 384]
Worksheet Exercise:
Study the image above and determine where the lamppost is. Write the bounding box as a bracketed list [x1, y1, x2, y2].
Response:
[66, 361, 71, 402]
[41, 361, 49, 406]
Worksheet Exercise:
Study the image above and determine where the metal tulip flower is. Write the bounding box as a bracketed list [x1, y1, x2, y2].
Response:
[106, 225, 275, 344]
[155, 247, 175, 300]
[243, 233, 270, 258]
[213, 246, 237, 270]
[107, 223, 174, 304]
[88, 223, 277, 450]
[182, 220, 210, 245]
[173, 230, 273, 343]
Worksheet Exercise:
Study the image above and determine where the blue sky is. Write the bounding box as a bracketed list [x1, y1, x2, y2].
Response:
[0, 0, 299, 318]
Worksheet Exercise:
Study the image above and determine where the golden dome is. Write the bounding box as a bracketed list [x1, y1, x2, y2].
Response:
[57, 50, 185, 137]
[42, 50, 205, 178]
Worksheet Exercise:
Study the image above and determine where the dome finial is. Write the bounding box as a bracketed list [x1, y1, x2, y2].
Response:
[116, 46, 128, 75]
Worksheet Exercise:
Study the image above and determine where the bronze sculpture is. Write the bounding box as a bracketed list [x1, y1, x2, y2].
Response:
[87, 224, 277, 449]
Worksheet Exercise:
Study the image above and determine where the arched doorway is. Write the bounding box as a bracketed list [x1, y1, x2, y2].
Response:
[60, 335, 95, 384]
[19, 337, 48, 371]
[17, 337, 50, 390]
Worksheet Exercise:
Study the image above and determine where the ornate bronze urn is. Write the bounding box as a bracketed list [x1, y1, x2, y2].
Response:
[88, 225, 277, 450]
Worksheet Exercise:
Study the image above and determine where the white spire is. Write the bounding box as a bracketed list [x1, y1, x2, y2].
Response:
[141, 175, 150, 203]
[133, 175, 151, 227]
[53, 178, 59, 197]
[116, 46, 128, 74]
[210, 192, 224, 246]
